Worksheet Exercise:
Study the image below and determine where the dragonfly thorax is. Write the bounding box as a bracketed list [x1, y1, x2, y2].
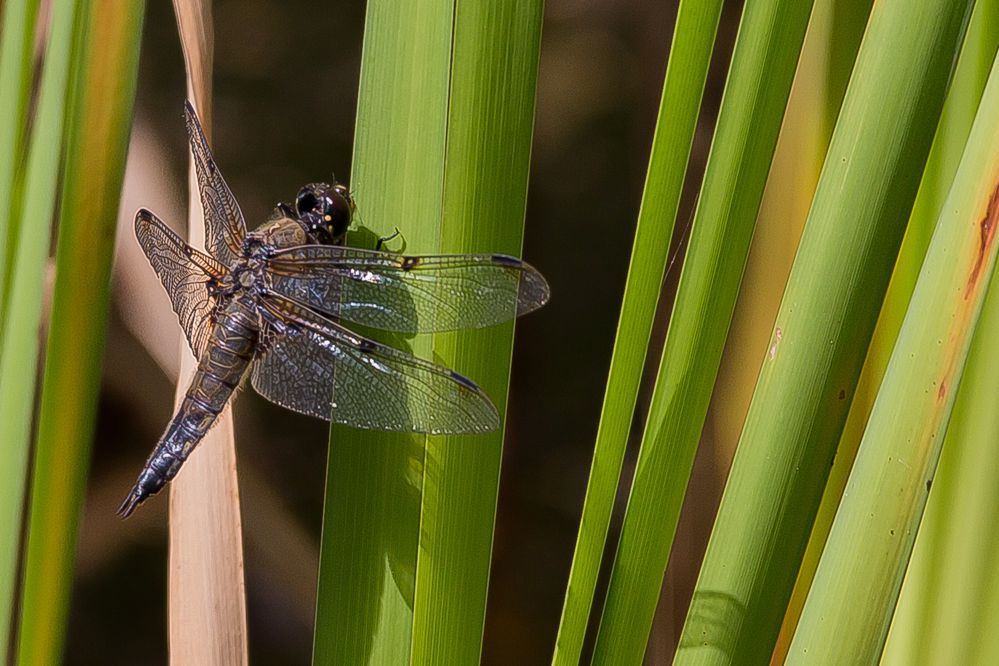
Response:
[245, 216, 311, 252]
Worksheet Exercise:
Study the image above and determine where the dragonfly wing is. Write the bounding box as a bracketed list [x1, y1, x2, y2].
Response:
[134, 208, 227, 358]
[264, 245, 550, 334]
[251, 292, 500, 434]
[184, 101, 247, 266]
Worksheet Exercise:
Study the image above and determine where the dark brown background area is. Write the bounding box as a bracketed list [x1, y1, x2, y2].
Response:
[73, 1, 743, 663]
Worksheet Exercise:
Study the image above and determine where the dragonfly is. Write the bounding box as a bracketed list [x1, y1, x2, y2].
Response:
[118, 102, 549, 518]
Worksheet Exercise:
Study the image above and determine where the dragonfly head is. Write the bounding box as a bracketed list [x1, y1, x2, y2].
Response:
[294, 181, 354, 244]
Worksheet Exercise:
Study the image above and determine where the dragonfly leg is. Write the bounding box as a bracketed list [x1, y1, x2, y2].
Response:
[375, 227, 403, 252]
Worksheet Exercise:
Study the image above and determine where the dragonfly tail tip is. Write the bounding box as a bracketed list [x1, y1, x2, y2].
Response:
[116, 490, 143, 519]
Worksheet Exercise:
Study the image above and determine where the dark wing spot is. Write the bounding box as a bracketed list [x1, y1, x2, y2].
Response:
[401, 256, 421, 271]
[450, 370, 480, 392]
[358, 339, 377, 353]
[491, 254, 522, 267]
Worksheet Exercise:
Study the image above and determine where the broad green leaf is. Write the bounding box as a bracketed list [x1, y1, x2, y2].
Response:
[411, 2, 542, 663]
[313, 0, 452, 662]
[313, 3, 543, 662]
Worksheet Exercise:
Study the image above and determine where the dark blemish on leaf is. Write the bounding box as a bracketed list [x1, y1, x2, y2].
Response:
[838, 389, 846, 400]
[926, 478, 933, 492]
[938, 381, 947, 400]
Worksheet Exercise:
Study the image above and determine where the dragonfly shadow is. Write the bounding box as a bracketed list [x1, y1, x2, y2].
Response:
[675, 588, 748, 660]
[319, 427, 426, 661]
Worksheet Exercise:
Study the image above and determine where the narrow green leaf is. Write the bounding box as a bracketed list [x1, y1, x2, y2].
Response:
[592, 0, 815, 661]
[0, 0, 81, 656]
[910, 274, 999, 664]
[675, 1, 973, 662]
[410, 2, 542, 662]
[788, 49, 999, 664]
[0, 0, 40, 318]
[552, 3, 723, 662]
[884, 249, 999, 666]
[14, 2, 144, 663]
[312, 0, 452, 662]
[948, 291, 999, 666]
[881, 14, 999, 660]
[772, 1, 874, 656]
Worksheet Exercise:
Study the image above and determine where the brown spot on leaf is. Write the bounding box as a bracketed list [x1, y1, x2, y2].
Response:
[966, 181, 999, 298]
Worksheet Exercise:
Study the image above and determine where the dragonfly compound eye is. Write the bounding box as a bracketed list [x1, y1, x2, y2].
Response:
[295, 187, 319, 217]
[325, 191, 352, 239]
[294, 182, 351, 242]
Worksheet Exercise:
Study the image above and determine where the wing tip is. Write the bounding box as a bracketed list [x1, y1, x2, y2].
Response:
[490, 253, 523, 268]
[489, 253, 552, 316]
[183, 99, 210, 148]
[448, 370, 502, 434]
[183, 99, 201, 130]
[134, 208, 157, 235]
[449, 369, 481, 392]
[517, 262, 551, 315]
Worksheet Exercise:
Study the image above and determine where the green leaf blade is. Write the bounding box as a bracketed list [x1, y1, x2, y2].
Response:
[14, 2, 144, 663]
[676, 1, 975, 662]
[0, 0, 82, 656]
[410, 1, 543, 662]
[593, 0, 815, 661]
[312, 0, 453, 662]
[787, 48, 999, 665]
[552, 2, 724, 662]
[0, 0, 40, 318]
[801, 0, 997, 658]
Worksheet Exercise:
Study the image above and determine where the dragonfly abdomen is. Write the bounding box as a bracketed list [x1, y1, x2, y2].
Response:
[117, 307, 257, 518]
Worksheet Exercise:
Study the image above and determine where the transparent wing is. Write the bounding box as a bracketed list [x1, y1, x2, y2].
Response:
[251, 292, 500, 434]
[184, 100, 247, 266]
[263, 245, 550, 334]
[134, 209, 228, 358]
